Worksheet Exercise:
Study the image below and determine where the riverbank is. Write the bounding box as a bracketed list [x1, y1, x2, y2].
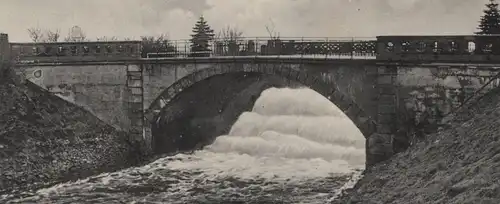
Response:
[0, 71, 144, 195]
[333, 87, 500, 203]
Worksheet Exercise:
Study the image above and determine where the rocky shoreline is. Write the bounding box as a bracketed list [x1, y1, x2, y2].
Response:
[333, 86, 500, 203]
[0, 72, 145, 195]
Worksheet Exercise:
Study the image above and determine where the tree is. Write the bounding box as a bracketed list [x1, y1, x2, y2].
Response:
[96, 36, 118, 41]
[140, 34, 177, 58]
[27, 27, 44, 42]
[476, 0, 500, 35]
[265, 19, 280, 40]
[189, 16, 215, 56]
[45, 29, 60, 42]
[27, 27, 61, 42]
[216, 25, 243, 42]
[215, 26, 244, 55]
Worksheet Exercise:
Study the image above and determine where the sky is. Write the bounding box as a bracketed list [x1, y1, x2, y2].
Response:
[0, 0, 491, 42]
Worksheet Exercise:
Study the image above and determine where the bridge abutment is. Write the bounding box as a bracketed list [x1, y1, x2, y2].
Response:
[125, 64, 153, 154]
[366, 65, 400, 165]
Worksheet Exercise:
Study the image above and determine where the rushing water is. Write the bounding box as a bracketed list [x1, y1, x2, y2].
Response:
[2, 87, 366, 204]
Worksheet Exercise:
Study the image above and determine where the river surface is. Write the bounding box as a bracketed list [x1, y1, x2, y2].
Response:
[1, 87, 366, 204]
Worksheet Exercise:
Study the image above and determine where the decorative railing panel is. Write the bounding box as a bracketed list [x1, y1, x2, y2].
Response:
[11, 41, 142, 64]
[377, 35, 500, 62]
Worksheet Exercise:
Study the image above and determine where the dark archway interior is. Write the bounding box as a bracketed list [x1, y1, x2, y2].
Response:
[152, 72, 304, 154]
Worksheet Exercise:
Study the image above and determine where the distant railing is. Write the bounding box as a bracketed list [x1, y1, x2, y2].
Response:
[143, 37, 377, 59]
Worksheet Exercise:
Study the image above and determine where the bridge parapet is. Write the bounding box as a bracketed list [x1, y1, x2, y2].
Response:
[8, 34, 500, 65]
[377, 35, 500, 62]
[144, 37, 377, 58]
[10, 40, 142, 64]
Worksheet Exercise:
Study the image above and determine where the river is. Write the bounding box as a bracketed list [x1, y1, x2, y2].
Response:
[1, 87, 366, 204]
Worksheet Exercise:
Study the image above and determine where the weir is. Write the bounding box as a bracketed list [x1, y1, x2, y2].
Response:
[168, 87, 366, 178]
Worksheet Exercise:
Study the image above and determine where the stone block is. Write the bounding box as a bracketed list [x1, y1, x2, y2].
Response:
[378, 66, 397, 75]
[378, 104, 396, 113]
[127, 79, 142, 87]
[376, 124, 393, 134]
[127, 102, 143, 110]
[129, 87, 143, 95]
[129, 128, 143, 135]
[367, 133, 394, 155]
[130, 117, 144, 126]
[127, 65, 141, 72]
[377, 75, 395, 85]
[127, 72, 142, 80]
[377, 113, 396, 124]
[378, 85, 396, 94]
[378, 95, 396, 103]
[365, 66, 378, 75]
[128, 95, 142, 103]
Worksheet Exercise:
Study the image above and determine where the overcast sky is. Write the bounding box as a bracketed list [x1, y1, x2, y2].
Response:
[0, 0, 490, 42]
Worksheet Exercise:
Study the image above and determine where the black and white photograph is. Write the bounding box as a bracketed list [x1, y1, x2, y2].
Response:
[0, 0, 499, 203]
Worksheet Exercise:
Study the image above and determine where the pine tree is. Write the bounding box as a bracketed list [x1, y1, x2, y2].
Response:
[476, 0, 500, 35]
[189, 16, 215, 56]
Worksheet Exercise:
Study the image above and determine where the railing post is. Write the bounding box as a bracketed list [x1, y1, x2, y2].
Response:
[325, 37, 329, 59]
[184, 40, 188, 58]
[351, 37, 354, 60]
[175, 40, 178, 58]
[301, 37, 304, 59]
[255, 37, 258, 57]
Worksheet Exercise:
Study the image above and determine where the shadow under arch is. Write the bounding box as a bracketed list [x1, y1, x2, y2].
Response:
[144, 63, 377, 161]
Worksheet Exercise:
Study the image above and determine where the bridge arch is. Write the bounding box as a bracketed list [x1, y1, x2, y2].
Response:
[144, 64, 377, 148]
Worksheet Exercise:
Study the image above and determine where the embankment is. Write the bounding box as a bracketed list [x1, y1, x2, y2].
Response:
[333, 87, 500, 203]
[0, 70, 143, 194]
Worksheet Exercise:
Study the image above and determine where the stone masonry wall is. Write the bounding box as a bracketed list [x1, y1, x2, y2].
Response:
[396, 66, 500, 135]
[17, 64, 131, 130]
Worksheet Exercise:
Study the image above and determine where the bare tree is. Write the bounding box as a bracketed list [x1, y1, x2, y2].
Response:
[27, 27, 44, 42]
[140, 34, 177, 57]
[45, 29, 60, 42]
[96, 36, 118, 41]
[216, 25, 244, 42]
[214, 25, 245, 56]
[140, 34, 169, 45]
[265, 19, 280, 40]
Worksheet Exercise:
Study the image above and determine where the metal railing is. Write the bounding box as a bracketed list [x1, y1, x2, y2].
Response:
[142, 37, 378, 60]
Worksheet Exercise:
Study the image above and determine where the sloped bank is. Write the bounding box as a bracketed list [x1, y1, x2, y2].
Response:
[0, 70, 144, 195]
[333, 87, 500, 203]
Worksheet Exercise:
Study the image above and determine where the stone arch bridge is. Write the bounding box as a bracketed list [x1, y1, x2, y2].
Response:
[18, 58, 500, 166]
[143, 62, 378, 163]
[7, 34, 500, 166]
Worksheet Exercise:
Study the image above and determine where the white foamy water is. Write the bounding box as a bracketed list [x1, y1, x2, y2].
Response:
[3, 87, 366, 204]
